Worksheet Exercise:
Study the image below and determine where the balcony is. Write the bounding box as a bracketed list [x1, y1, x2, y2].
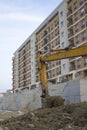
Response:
[23, 68, 26, 73]
[77, 64, 81, 69]
[70, 62, 75, 71]
[82, 36, 86, 41]
[44, 28, 50, 37]
[81, 11, 85, 17]
[76, 40, 80, 45]
[81, 23, 86, 29]
[46, 63, 51, 70]
[67, 8, 72, 17]
[35, 45, 38, 50]
[58, 70, 61, 75]
[84, 62, 87, 66]
[43, 37, 50, 45]
[80, 0, 86, 5]
[23, 49, 26, 55]
[67, 0, 72, 4]
[23, 55, 26, 60]
[23, 75, 26, 80]
[70, 66, 75, 71]
[68, 39, 75, 48]
[44, 45, 50, 51]
[23, 62, 26, 67]
[44, 30, 48, 36]
[68, 31, 74, 38]
[67, 19, 73, 27]
[84, 57, 87, 66]
[35, 38, 38, 43]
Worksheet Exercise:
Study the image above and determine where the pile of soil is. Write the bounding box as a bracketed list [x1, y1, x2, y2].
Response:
[45, 96, 64, 108]
[0, 102, 87, 130]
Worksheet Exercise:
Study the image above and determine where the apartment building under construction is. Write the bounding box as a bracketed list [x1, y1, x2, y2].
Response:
[12, 0, 87, 92]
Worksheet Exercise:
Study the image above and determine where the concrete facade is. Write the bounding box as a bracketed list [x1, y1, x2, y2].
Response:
[59, 1, 69, 79]
[12, 52, 19, 90]
[30, 34, 36, 85]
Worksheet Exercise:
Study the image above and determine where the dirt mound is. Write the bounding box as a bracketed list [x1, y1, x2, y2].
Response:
[45, 96, 64, 108]
[0, 103, 87, 130]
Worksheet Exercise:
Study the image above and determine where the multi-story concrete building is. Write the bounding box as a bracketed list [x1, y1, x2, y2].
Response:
[12, 35, 36, 91]
[67, 0, 87, 80]
[12, 0, 87, 92]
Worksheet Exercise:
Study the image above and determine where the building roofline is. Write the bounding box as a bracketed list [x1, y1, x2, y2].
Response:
[35, 0, 66, 34]
[14, 0, 66, 54]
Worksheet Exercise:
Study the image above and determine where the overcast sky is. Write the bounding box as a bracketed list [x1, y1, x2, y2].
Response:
[0, 0, 62, 92]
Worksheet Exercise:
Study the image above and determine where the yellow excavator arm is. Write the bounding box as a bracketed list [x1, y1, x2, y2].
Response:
[38, 45, 87, 98]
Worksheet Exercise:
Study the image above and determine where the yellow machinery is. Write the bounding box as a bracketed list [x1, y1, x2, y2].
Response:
[38, 45, 87, 98]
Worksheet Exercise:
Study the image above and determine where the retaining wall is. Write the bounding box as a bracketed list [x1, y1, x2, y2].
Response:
[0, 78, 87, 111]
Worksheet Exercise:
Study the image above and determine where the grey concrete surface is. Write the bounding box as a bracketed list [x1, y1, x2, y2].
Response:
[0, 78, 87, 111]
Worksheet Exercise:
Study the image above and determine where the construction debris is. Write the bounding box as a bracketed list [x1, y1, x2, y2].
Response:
[0, 102, 87, 130]
[45, 96, 64, 108]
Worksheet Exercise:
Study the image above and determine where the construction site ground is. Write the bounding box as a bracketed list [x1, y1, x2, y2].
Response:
[0, 102, 87, 130]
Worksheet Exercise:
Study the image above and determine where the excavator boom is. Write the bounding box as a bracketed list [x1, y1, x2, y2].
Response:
[41, 45, 87, 62]
[38, 45, 87, 98]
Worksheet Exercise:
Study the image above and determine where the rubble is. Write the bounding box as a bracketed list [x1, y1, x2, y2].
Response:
[45, 96, 64, 108]
[0, 102, 87, 129]
[0, 103, 87, 130]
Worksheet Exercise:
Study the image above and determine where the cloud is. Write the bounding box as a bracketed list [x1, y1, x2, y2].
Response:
[0, 12, 44, 22]
[0, 1, 47, 23]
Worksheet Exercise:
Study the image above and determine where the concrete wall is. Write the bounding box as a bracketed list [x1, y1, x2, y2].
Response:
[48, 79, 80, 104]
[0, 78, 87, 111]
[80, 77, 87, 102]
[0, 87, 42, 111]
[13, 51, 19, 89]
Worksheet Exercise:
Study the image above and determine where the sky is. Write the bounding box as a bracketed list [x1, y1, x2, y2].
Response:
[0, 0, 62, 93]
